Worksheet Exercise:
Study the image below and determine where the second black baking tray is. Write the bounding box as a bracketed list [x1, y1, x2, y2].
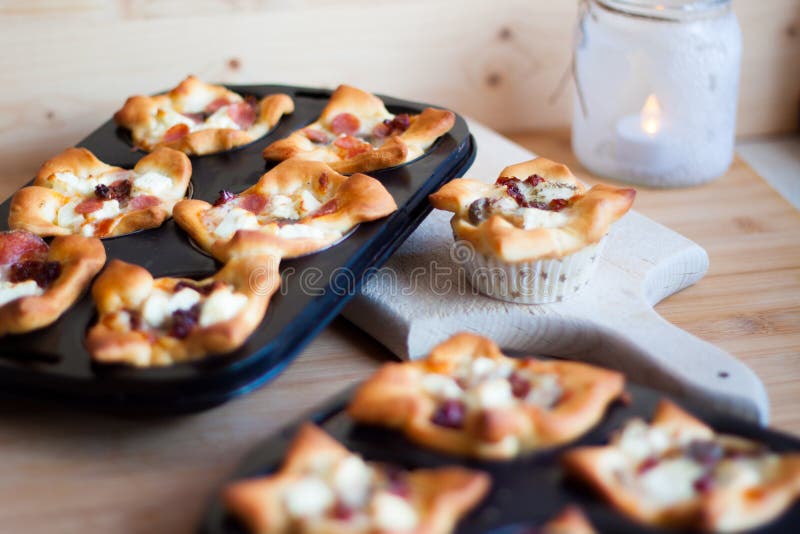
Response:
[0, 84, 476, 414]
[200, 362, 800, 534]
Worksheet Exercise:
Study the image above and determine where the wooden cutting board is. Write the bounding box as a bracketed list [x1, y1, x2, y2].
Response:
[343, 120, 769, 424]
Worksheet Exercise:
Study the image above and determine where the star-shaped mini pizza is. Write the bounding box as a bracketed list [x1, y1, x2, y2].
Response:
[173, 159, 397, 261]
[0, 230, 105, 336]
[429, 158, 635, 262]
[561, 399, 800, 532]
[262, 84, 455, 174]
[223, 423, 490, 534]
[9, 147, 191, 239]
[86, 255, 279, 367]
[347, 333, 625, 460]
[114, 75, 294, 155]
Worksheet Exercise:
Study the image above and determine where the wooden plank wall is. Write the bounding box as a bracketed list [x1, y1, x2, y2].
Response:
[0, 0, 797, 191]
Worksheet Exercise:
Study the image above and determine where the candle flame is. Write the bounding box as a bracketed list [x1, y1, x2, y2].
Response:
[640, 94, 662, 135]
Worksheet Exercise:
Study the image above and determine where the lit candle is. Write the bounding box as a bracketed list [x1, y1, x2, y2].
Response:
[615, 94, 677, 178]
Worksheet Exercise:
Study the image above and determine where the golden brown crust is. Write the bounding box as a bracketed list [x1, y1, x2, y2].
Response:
[429, 157, 636, 262]
[561, 399, 800, 532]
[173, 159, 397, 261]
[538, 506, 597, 534]
[114, 75, 294, 155]
[0, 234, 106, 336]
[8, 147, 192, 238]
[86, 255, 280, 367]
[223, 423, 490, 534]
[262, 84, 455, 173]
[347, 332, 625, 460]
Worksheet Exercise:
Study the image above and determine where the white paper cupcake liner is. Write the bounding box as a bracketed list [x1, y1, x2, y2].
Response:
[461, 236, 607, 304]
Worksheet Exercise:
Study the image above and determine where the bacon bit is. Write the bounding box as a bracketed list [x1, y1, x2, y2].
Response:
[508, 372, 531, 399]
[9, 260, 62, 289]
[333, 135, 370, 158]
[318, 172, 329, 193]
[637, 457, 660, 474]
[431, 400, 466, 429]
[168, 304, 201, 339]
[304, 129, 330, 144]
[213, 190, 236, 207]
[525, 174, 544, 187]
[330, 113, 360, 136]
[128, 195, 161, 210]
[95, 179, 132, 202]
[385, 469, 411, 498]
[127, 309, 143, 331]
[74, 198, 104, 215]
[227, 101, 257, 129]
[163, 123, 190, 143]
[204, 97, 230, 114]
[468, 198, 491, 225]
[496, 176, 516, 186]
[548, 198, 570, 212]
[173, 280, 223, 296]
[331, 501, 354, 521]
[313, 199, 338, 218]
[372, 113, 412, 139]
[239, 194, 267, 214]
[693, 473, 714, 494]
[0, 230, 48, 265]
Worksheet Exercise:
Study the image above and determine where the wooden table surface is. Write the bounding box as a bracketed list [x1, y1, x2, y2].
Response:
[0, 129, 798, 534]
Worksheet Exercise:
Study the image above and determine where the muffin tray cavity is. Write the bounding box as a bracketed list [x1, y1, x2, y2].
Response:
[201, 357, 800, 534]
[0, 84, 476, 414]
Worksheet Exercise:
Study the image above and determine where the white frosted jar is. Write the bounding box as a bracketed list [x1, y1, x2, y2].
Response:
[572, 0, 741, 187]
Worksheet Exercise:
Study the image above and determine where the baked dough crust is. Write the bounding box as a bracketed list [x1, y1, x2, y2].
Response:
[114, 75, 294, 155]
[0, 233, 106, 336]
[537, 506, 597, 534]
[429, 158, 635, 262]
[223, 423, 490, 534]
[347, 332, 625, 460]
[173, 159, 397, 261]
[86, 255, 280, 367]
[561, 399, 800, 532]
[262, 84, 455, 174]
[9, 147, 191, 238]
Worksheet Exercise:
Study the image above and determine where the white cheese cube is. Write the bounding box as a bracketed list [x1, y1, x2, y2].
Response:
[134, 171, 173, 196]
[0, 280, 43, 306]
[525, 374, 563, 408]
[200, 106, 240, 130]
[371, 492, 418, 531]
[268, 194, 299, 220]
[332, 455, 373, 508]
[88, 199, 121, 221]
[212, 207, 260, 240]
[638, 458, 705, 505]
[51, 172, 97, 196]
[166, 287, 201, 314]
[298, 189, 322, 215]
[283, 476, 334, 519]
[275, 224, 328, 240]
[472, 377, 514, 408]
[141, 290, 171, 327]
[421, 373, 463, 399]
[520, 209, 569, 230]
[199, 287, 247, 327]
[57, 200, 85, 230]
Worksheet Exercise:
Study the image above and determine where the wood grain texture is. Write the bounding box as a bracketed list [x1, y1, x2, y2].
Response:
[0, 0, 797, 194]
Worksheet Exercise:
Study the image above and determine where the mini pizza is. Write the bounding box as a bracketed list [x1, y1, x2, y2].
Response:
[429, 157, 635, 262]
[86, 255, 280, 367]
[114, 75, 294, 155]
[0, 230, 105, 336]
[223, 423, 490, 534]
[9, 147, 191, 239]
[347, 333, 625, 460]
[561, 399, 800, 532]
[262, 84, 455, 174]
[173, 159, 397, 261]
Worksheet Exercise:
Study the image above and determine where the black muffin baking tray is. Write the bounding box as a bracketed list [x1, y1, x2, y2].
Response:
[200, 361, 800, 534]
[0, 84, 476, 414]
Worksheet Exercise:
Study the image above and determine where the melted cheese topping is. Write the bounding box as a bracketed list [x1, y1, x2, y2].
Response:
[145, 93, 249, 146]
[47, 168, 178, 236]
[278, 450, 418, 528]
[473, 179, 579, 230]
[204, 188, 341, 242]
[421, 354, 562, 410]
[132, 284, 247, 331]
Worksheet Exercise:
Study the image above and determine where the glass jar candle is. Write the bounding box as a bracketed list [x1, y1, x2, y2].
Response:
[572, 0, 741, 187]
